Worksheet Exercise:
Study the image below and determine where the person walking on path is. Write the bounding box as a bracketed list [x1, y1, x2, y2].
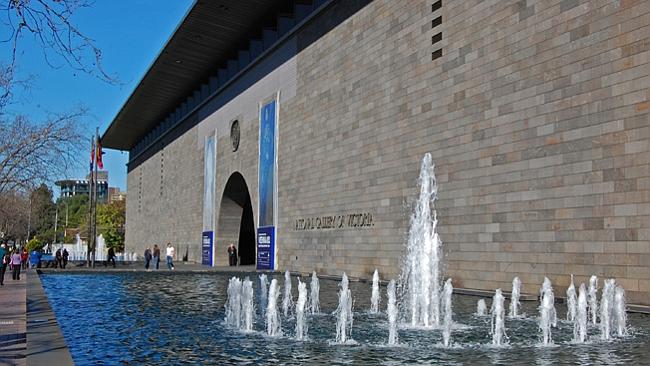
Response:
[62, 248, 69, 269]
[20, 247, 28, 270]
[153, 244, 160, 270]
[106, 247, 116, 268]
[144, 247, 152, 271]
[10, 249, 21, 280]
[54, 248, 62, 269]
[227, 243, 238, 266]
[0, 244, 7, 286]
[166, 243, 175, 270]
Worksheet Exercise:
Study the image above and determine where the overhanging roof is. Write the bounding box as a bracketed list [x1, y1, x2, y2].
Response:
[101, 0, 282, 150]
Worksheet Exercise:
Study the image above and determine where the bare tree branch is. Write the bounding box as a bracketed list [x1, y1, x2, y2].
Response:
[0, 108, 86, 195]
[2, 0, 117, 84]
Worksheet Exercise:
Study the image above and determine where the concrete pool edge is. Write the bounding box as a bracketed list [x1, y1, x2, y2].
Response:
[26, 270, 74, 365]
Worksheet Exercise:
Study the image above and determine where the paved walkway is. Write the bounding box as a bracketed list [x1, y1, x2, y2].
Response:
[0, 268, 26, 366]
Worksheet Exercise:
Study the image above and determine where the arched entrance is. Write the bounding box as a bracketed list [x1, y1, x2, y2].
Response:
[216, 172, 255, 266]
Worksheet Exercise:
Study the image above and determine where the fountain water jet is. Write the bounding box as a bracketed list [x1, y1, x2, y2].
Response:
[259, 274, 269, 318]
[295, 279, 308, 340]
[241, 278, 254, 332]
[387, 279, 399, 346]
[588, 275, 599, 325]
[267, 279, 282, 337]
[539, 277, 557, 346]
[398, 153, 442, 327]
[566, 275, 577, 322]
[225, 277, 242, 329]
[477, 299, 487, 316]
[310, 271, 320, 315]
[600, 279, 615, 341]
[509, 277, 521, 318]
[490, 289, 507, 346]
[334, 273, 354, 343]
[442, 278, 453, 347]
[574, 283, 588, 343]
[614, 285, 627, 337]
[283, 270, 293, 317]
[370, 269, 380, 314]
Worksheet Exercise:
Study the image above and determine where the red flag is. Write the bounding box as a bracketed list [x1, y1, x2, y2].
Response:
[96, 138, 104, 170]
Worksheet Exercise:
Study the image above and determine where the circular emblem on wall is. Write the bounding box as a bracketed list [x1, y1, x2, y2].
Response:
[230, 120, 240, 152]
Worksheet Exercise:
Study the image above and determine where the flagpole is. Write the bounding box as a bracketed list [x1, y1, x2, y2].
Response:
[87, 134, 94, 267]
[92, 126, 100, 267]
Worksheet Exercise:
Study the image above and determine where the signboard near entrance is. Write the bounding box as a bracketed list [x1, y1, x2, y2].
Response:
[257, 227, 274, 270]
[202, 231, 213, 266]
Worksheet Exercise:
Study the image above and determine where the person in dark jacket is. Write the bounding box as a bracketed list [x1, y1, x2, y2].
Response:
[144, 247, 152, 271]
[153, 244, 160, 270]
[62, 248, 69, 269]
[107, 247, 116, 268]
[54, 248, 62, 269]
[227, 243, 238, 266]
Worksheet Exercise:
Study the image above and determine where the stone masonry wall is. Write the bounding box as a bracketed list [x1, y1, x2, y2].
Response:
[125, 0, 650, 304]
[280, 0, 650, 304]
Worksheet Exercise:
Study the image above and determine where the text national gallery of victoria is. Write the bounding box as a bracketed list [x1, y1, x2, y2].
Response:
[101, 0, 650, 304]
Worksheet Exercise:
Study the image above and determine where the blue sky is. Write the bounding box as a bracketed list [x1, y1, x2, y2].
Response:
[6, 0, 194, 194]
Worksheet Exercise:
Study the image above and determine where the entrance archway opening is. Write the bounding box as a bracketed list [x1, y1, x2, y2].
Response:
[217, 172, 255, 266]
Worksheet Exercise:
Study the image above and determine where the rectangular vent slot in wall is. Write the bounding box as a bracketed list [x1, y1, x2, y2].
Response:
[432, 0, 442, 12]
[431, 1, 442, 61]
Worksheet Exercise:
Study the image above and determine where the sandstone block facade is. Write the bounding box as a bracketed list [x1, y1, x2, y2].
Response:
[125, 0, 650, 304]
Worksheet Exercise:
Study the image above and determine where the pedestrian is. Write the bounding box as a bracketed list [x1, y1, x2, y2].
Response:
[227, 243, 238, 266]
[54, 248, 62, 269]
[144, 247, 152, 271]
[153, 244, 160, 270]
[29, 250, 40, 269]
[62, 248, 69, 269]
[0, 244, 7, 286]
[166, 242, 175, 270]
[107, 247, 116, 268]
[20, 247, 28, 270]
[10, 249, 21, 280]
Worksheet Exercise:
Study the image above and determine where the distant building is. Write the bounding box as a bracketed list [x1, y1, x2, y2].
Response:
[108, 187, 126, 203]
[55, 170, 109, 203]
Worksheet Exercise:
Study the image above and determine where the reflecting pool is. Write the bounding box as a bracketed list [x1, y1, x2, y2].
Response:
[41, 272, 650, 365]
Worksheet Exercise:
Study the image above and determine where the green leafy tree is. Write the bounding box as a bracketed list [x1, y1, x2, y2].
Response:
[96, 200, 125, 252]
[26, 237, 45, 252]
[29, 184, 55, 242]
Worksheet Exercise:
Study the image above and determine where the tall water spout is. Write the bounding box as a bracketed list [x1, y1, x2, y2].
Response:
[283, 270, 293, 317]
[588, 275, 599, 325]
[259, 274, 269, 317]
[600, 279, 615, 341]
[490, 289, 507, 346]
[539, 277, 557, 346]
[370, 269, 381, 314]
[225, 277, 242, 329]
[477, 299, 487, 316]
[334, 273, 354, 343]
[309, 271, 320, 315]
[241, 277, 254, 332]
[295, 279, 309, 340]
[266, 279, 282, 337]
[614, 285, 627, 337]
[566, 275, 577, 322]
[387, 279, 399, 346]
[574, 283, 588, 343]
[441, 278, 453, 347]
[509, 277, 521, 318]
[398, 153, 442, 327]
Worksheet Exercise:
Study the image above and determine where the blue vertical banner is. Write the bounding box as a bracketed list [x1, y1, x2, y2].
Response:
[256, 226, 274, 270]
[202, 231, 213, 266]
[202, 133, 216, 266]
[258, 99, 276, 270]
